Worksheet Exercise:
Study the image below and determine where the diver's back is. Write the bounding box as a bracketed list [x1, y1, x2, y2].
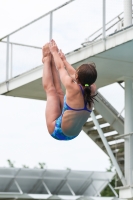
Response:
[61, 83, 92, 137]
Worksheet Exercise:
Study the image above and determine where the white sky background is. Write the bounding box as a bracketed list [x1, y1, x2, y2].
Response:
[0, 0, 125, 170]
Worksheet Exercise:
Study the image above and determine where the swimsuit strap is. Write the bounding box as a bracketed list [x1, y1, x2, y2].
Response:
[78, 84, 86, 108]
[78, 84, 84, 96]
[63, 84, 92, 113]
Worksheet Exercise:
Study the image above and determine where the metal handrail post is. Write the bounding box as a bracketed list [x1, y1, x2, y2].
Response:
[102, 0, 106, 39]
[0, 0, 75, 41]
[6, 36, 9, 81]
[49, 12, 53, 41]
[124, 78, 133, 186]
[10, 43, 13, 79]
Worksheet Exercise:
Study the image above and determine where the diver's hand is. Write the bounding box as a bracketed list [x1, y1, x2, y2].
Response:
[58, 49, 66, 62]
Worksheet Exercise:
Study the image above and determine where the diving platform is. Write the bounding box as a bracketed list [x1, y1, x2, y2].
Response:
[0, 25, 133, 99]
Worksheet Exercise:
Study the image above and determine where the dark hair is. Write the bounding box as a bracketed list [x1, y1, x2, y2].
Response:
[76, 63, 97, 107]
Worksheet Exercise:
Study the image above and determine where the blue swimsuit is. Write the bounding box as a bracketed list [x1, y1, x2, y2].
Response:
[51, 85, 92, 141]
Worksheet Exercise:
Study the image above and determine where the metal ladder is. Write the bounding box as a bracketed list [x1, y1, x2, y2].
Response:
[82, 91, 124, 176]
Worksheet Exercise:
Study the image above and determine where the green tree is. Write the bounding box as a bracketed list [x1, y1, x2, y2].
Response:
[22, 165, 29, 168]
[38, 162, 46, 169]
[101, 159, 119, 197]
[7, 159, 15, 168]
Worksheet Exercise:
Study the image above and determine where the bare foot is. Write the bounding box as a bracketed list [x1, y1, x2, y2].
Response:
[42, 43, 51, 63]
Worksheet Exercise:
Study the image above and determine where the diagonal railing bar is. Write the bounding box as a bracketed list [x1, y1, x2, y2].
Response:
[4, 169, 21, 192]
[14, 180, 23, 194]
[53, 169, 71, 194]
[97, 91, 124, 123]
[0, 0, 75, 41]
[29, 169, 46, 193]
[76, 172, 94, 195]
[82, 5, 133, 45]
[42, 180, 51, 195]
[1, 40, 42, 49]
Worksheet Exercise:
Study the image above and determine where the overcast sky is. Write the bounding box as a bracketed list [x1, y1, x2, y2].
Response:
[0, 0, 125, 170]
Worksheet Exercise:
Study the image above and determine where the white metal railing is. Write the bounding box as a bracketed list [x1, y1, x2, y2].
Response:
[0, 0, 75, 82]
[0, 1, 133, 83]
[0, 0, 75, 42]
[82, 4, 133, 46]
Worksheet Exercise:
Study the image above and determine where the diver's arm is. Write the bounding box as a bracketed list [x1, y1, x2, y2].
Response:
[59, 50, 76, 79]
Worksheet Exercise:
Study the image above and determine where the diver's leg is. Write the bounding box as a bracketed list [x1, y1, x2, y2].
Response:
[42, 44, 62, 134]
[51, 56, 64, 110]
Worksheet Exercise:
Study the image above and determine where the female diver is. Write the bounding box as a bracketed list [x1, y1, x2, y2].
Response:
[42, 40, 97, 140]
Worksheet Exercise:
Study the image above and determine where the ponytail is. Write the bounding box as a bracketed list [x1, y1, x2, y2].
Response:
[76, 63, 98, 106]
[84, 86, 97, 107]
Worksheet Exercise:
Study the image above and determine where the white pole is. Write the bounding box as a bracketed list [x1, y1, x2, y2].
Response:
[91, 111, 126, 186]
[103, 0, 106, 39]
[49, 12, 53, 41]
[124, 78, 133, 185]
[124, 0, 132, 27]
[10, 44, 13, 79]
[6, 36, 9, 81]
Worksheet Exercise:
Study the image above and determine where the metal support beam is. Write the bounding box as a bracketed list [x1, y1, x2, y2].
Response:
[76, 172, 94, 195]
[0, 0, 76, 41]
[108, 183, 118, 197]
[42, 180, 51, 195]
[102, 0, 106, 50]
[66, 182, 75, 196]
[124, 78, 133, 186]
[49, 12, 53, 41]
[97, 181, 108, 196]
[102, 0, 106, 39]
[10, 44, 13, 79]
[91, 111, 126, 186]
[4, 169, 21, 192]
[53, 170, 71, 194]
[92, 182, 101, 197]
[6, 36, 9, 81]
[29, 170, 46, 193]
[124, 0, 132, 28]
[14, 180, 23, 194]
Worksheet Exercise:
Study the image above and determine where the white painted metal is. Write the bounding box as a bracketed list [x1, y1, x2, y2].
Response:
[82, 11, 124, 45]
[10, 43, 13, 79]
[102, 0, 106, 39]
[115, 132, 133, 139]
[124, 0, 132, 27]
[124, 79, 133, 186]
[1, 26, 133, 97]
[4, 169, 21, 192]
[66, 182, 75, 196]
[1, 40, 42, 49]
[14, 180, 23, 194]
[6, 36, 9, 81]
[0, 0, 76, 41]
[0, 168, 115, 199]
[91, 111, 126, 186]
[108, 183, 118, 197]
[42, 180, 51, 195]
[94, 92, 124, 135]
[49, 12, 53, 41]
[53, 170, 71, 194]
[116, 185, 133, 199]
